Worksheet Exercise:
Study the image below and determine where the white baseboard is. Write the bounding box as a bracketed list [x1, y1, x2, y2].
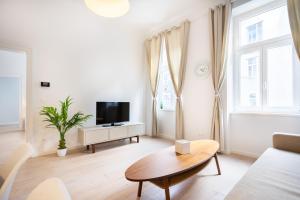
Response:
[35, 145, 84, 157]
[34, 134, 148, 157]
[157, 133, 175, 141]
[230, 149, 260, 159]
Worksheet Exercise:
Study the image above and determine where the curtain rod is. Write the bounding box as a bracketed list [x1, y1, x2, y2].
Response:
[148, 20, 190, 38]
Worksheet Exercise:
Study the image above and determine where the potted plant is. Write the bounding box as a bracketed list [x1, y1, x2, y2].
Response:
[40, 97, 92, 157]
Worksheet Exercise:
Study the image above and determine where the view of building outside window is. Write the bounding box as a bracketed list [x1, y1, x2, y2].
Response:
[239, 5, 290, 46]
[240, 51, 260, 107]
[246, 21, 262, 44]
[247, 57, 257, 78]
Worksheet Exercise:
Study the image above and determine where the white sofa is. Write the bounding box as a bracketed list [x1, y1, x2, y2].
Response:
[0, 143, 33, 200]
[226, 132, 300, 200]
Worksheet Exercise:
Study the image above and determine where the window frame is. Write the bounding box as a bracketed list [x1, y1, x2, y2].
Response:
[262, 38, 298, 112]
[232, 0, 300, 114]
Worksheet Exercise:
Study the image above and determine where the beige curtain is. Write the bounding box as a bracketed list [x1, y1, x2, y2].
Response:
[164, 21, 190, 140]
[145, 35, 162, 136]
[287, 0, 300, 60]
[210, 2, 231, 151]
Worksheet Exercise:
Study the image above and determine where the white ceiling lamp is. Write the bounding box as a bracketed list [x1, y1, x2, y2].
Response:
[84, 0, 130, 18]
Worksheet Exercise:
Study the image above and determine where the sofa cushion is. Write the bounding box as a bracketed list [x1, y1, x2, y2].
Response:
[226, 148, 300, 200]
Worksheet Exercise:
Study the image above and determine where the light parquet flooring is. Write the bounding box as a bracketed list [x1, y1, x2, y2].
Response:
[11, 136, 255, 200]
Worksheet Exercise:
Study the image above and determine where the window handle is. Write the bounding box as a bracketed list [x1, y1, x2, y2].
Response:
[263, 81, 267, 90]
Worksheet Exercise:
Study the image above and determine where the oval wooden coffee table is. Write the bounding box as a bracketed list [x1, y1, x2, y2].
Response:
[125, 140, 220, 200]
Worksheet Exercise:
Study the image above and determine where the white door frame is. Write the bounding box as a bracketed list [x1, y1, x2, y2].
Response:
[0, 42, 33, 145]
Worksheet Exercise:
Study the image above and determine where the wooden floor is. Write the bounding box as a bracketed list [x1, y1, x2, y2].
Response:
[0, 131, 25, 164]
[11, 136, 255, 200]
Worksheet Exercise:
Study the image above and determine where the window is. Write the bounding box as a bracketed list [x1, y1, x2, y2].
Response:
[157, 42, 176, 111]
[232, 1, 300, 113]
[239, 51, 261, 107]
[239, 4, 291, 46]
[246, 57, 257, 78]
[266, 44, 294, 107]
[246, 21, 262, 44]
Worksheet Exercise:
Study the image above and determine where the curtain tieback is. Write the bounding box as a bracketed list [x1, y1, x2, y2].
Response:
[214, 91, 221, 97]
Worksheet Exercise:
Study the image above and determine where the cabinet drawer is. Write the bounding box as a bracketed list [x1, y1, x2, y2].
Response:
[128, 124, 144, 137]
[85, 129, 109, 145]
[109, 127, 128, 140]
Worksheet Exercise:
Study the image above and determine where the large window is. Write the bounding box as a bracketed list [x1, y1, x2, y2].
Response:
[157, 41, 176, 111]
[232, 0, 300, 113]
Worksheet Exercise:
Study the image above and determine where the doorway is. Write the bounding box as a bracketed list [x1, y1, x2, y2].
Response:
[0, 48, 28, 163]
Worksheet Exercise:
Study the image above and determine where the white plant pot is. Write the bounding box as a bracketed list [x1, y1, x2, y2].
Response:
[57, 148, 67, 157]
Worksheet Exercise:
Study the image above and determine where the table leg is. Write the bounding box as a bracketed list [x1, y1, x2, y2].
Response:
[137, 136, 139, 143]
[92, 144, 96, 153]
[214, 153, 221, 175]
[163, 178, 170, 200]
[129, 137, 132, 143]
[86, 145, 90, 150]
[137, 181, 143, 197]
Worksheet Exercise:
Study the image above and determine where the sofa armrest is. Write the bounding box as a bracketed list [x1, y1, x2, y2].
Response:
[273, 132, 300, 153]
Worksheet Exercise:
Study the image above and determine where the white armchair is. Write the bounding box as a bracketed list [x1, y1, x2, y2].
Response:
[26, 178, 72, 200]
[0, 143, 33, 200]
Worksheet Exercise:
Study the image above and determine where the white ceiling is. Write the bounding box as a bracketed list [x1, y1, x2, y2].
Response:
[72, 0, 216, 29]
[0, 0, 218, 37]
[123, 0, 206, 24]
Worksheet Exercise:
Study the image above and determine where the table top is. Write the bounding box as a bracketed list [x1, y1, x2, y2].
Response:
[125, 140, 219, 181]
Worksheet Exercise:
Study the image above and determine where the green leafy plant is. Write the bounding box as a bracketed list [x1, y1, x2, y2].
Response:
[160, 101, 164, 110]
[40, 97, 92, 149]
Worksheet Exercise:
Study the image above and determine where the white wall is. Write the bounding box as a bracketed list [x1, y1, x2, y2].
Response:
[0, 0, 147, 155]
[157, 110, 175, 140]
[229, 114, 300, 157]
[146, 0, 225, 140]
[182, 14, 215, 140]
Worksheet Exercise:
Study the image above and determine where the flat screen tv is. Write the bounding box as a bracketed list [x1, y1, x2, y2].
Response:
[96, 102, 129, 126]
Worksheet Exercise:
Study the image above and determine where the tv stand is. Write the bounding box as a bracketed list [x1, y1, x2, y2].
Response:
[112, 123, 124, 126]
[102, 124, 111, 127]
[101, 123, 124, 127]
[79, 123, 145, 153]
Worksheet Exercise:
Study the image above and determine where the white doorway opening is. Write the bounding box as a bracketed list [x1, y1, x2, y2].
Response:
[0, 47, 31, 163]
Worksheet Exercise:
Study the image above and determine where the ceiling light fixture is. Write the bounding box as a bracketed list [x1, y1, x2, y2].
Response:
[84, 0, 130, 18]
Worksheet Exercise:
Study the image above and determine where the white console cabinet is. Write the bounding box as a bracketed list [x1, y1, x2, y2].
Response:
[79, 122, 145, 153]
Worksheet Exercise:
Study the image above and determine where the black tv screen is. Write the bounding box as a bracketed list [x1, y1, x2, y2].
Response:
[96, 102, 129, 125]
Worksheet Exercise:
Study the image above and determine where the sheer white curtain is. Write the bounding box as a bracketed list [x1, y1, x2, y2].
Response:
[287, 0, 300, 60]
[210, 2, 231, 151]
[164, 21, 190, 140]
[145, 35, 162, 136]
